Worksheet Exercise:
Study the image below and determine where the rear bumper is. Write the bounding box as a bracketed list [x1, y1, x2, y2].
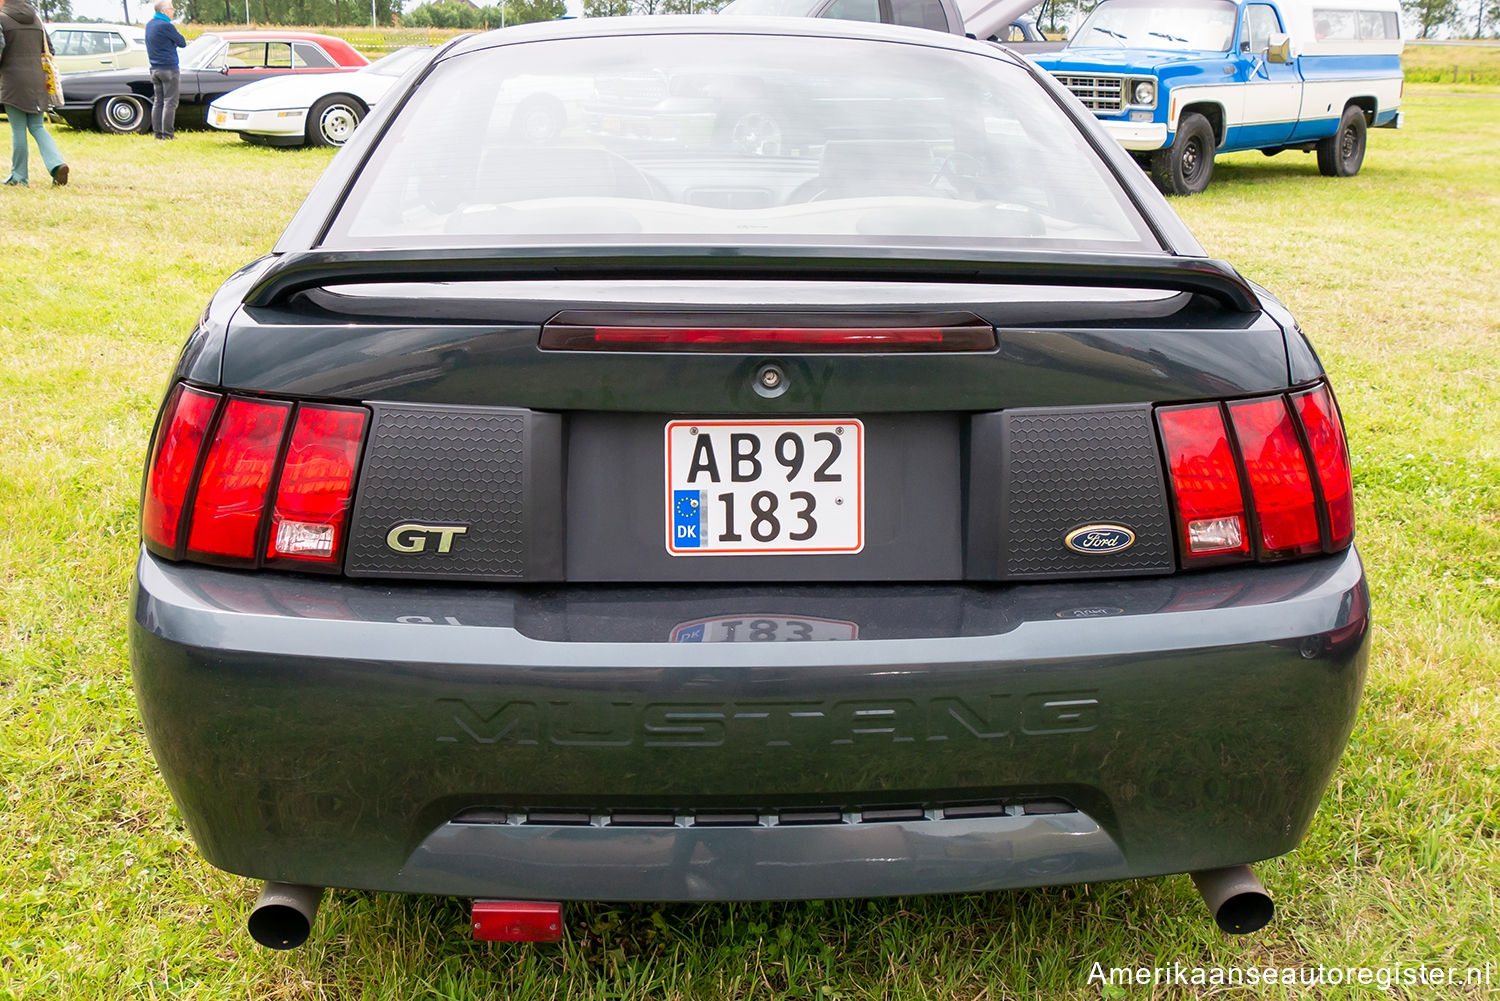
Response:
[130, 546, 1369, 900]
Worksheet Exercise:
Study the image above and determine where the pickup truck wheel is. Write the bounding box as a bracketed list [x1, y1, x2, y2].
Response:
[1150, 112, 1215, 196]
[1316, 105, 1367, 177]
[95, 95, 149, 134]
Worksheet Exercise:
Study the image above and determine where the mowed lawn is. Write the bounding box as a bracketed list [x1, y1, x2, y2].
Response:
[1, 87, 1496, 999]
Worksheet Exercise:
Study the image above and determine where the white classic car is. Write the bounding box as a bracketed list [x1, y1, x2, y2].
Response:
[207, 45, 430, 148]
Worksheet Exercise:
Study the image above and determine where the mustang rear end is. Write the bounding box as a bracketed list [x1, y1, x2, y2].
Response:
[129, 16, 1368, 948]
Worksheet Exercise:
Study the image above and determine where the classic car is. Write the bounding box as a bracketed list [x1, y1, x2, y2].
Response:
[207, 45, 431, 147]
[46, 22, 148, 74]
[57, 30, 366, 134]
[129, 16, 1368, 950]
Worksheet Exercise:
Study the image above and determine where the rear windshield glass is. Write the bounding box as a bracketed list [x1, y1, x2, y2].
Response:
[322, 32, 1157, 253]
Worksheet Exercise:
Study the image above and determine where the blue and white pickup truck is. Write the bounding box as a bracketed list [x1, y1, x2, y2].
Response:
[1027, 0, 1404, 194]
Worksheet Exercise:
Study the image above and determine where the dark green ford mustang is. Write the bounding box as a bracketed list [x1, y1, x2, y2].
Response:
[129, 15, 1369, 949]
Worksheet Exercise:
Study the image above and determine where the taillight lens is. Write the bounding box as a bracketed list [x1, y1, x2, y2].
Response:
[1292, 385, 1354, 549]
[1158, 383, 1355, 567]
[186, 398, 291, 561]
[140, 385, 367, 571]
[266, 406, 367, 565]
[142, 385, 221, 554]
[1227, 397, 1321, 558]
[1157, 403, 1250, 561]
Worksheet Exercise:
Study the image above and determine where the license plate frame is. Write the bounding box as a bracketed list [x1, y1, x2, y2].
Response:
[665, 419, 864, 557]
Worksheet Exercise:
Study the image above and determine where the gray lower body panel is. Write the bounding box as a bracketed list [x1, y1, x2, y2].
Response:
[129, 546, 1369, 900]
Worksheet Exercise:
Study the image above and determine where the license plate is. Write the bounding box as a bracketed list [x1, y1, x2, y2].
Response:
[665, 419, 864, 556]
[670, 615, 859, 642]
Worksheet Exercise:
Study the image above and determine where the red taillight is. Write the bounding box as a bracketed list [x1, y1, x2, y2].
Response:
[1227, 397, 1321, 558]
[142, 385, 221, 554]
[186, 398, 292, 561]
[265, 406, 367, 565]
[1292, 385, 1355, 549]
[141, 386, 366, 571]
[1158, 383, 1355, 566]
[541, 322, 996, 352]
[1157, 403, 1250, 561]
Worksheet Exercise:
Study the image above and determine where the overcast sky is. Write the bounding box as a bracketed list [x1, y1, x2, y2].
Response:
[63, 0, 584, 24]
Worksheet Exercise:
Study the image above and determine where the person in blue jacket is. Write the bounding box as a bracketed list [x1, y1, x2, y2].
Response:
[144, 0, 187, 140]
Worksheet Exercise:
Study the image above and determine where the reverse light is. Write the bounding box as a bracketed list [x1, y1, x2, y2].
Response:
[266, 406, 368, 565]
[1157, 402, 1251, 562]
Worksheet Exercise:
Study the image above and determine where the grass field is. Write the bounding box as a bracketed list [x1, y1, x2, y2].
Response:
[1, 86, 1497, 999]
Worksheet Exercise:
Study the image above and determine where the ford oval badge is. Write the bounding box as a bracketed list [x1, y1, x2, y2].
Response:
[1065, 524, 1137, 555]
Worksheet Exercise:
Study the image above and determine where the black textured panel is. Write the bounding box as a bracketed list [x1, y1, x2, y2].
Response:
[345, 404, 563, 581]
[968, 406, 1174, 579]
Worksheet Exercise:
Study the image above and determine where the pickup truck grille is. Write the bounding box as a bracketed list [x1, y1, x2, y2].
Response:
[1053, 74, 1123, 113]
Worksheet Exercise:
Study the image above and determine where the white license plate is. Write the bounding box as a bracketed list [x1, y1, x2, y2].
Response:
[665, 419, 864, 556]
[670, 615, 859, 642]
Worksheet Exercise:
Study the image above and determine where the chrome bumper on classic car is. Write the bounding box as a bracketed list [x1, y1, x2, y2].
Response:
[130, 545, 1370, 901]
[1100, 119, 1170, 150]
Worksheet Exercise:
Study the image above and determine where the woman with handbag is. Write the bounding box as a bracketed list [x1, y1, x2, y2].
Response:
[0, 0, 69, 187]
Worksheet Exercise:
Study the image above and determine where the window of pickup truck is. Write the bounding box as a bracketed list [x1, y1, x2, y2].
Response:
[1072, 0, 1237, 51]
[1241, 4, 1282, 52]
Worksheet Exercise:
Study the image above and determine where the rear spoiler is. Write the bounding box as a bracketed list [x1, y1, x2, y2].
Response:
[243, 246, 1262, 314]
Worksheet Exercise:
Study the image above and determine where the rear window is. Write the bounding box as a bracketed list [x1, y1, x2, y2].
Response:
[321, 32, 1157, 253]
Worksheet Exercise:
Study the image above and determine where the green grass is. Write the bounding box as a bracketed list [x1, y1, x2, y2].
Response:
[2, 89, 1498, 999]
[1403, 41, 1500, 85]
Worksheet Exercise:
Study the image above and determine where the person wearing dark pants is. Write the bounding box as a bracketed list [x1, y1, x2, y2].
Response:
[144, 0, 186, 140]
[0, 0, 68, 186]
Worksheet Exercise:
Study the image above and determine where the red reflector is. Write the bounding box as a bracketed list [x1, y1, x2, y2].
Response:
[1157, 403, 1250, 561]
[541, 323, 995, 352]
[186, 399, 292, 561]
[142, 385, 221, 553]
[266, 406, 367, 564]
[472, 900, 563, 942]
[1292, 384, 1354, 549]
[1228, 396, 1322, 557]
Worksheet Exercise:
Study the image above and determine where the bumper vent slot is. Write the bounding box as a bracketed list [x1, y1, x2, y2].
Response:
[450, 799, 1075, 829]
[1054, 74, 1124, 112]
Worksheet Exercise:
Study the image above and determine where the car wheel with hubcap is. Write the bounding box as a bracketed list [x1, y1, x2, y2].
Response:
[95, 95, 148, 134]
[1150, 112, 1215, 196]
[307, 95, 365, 148]
[1316, 105, 1367, 177]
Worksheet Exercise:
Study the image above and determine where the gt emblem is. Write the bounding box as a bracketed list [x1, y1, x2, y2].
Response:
[387, 523, 469, 554]
[1064, 524, 1136, 555]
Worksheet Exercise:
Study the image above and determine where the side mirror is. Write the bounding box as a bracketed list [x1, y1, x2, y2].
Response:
[1267, 32, 1292, 63]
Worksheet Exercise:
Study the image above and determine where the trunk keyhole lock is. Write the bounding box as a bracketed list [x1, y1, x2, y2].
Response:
[754, 363, 788, 398]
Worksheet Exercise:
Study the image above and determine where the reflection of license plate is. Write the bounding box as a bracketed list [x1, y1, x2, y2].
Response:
[665, 419, 863, 556]
[670, 615, 859, 643]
